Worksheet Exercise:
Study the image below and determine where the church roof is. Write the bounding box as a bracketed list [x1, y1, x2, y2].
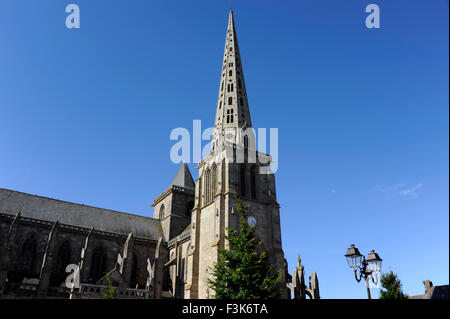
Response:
[0, 188, 163, 241]
[170, 162, 195, 190]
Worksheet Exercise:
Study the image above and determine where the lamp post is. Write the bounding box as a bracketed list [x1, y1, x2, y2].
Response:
[345, 244, 382, 299]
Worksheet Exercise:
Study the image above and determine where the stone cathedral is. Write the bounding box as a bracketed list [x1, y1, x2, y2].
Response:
[0, 10, 319, 299]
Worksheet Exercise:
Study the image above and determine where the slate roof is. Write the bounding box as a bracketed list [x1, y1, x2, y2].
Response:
[170, 162, 195, 190]
[430, 285, 449, 299]
[409, 285, 449, 299]
[0, 188, 162, 241]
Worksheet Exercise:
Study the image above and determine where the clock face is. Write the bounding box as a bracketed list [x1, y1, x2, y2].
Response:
[247, 216, 256, 227]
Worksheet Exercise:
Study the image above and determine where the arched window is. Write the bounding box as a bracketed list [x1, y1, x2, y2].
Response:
[51, 241, 72, 286]
[205, 169, 211, 204]
[228, 97, 233, 105]
[90, 246, 107, 283]
[251, 166, 256, 199]
[198, 175, 203, 207]
[240, 165, 246, 197]
[18, 236, 37, 275]
[219, 100, 222, 109]
[159, 204, 165, 220]
[184, 247, 189, 279]
[180, 258, 185, 282]
[229, 70, 232, 76]
[129, 253, 138, 288]
[212, 165, 217, 199]
[226, 109, 234, 124]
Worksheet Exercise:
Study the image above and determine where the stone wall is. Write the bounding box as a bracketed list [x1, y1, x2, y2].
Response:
[0, 189, 169, 299]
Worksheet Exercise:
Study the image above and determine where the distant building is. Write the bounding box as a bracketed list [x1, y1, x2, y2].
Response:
[409, 280, 449, 299]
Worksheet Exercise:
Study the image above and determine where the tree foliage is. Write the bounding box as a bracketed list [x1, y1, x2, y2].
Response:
[379, 271, 408, 299]
[207, 201, 282, 299]
[103, 275, 118, 299]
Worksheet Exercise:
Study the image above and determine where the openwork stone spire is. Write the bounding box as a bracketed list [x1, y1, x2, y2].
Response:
[212, 10, 252, 150]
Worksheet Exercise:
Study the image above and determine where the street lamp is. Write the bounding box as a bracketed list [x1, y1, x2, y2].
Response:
[345, 244, 382, 299]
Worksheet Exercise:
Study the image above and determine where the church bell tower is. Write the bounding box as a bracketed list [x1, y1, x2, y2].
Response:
[184, 10, 288, 299]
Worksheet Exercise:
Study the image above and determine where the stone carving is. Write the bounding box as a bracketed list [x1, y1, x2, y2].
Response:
[118, 233, 133, 276]
[286, 254, 320, 299]
[6, 211, 21, 245]
[69, 227, 94, 299]
[145, 236, 163, 299]
[79, 227, 94, 276]
[307, 271, 320, 299]
[38, 221, 60, 296]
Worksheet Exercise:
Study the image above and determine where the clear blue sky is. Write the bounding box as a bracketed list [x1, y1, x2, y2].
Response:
[0, 0, 448, 298]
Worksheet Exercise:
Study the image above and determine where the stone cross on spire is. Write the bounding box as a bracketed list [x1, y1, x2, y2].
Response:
[212, 9, 252, 150]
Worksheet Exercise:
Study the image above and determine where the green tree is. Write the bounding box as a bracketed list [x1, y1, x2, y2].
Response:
[207, 201, 282, 299]
[103, 275, 118, 299]
[379, 271, 408, 299]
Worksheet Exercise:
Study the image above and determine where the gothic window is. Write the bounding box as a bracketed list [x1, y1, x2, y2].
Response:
[205, 169, 211, 204]
[180, 258, 185, 282]
[219, 101, 222, 109]
[229, 70, 232, 76]
[162, 266, 171, 291]
[198, 176, 203, 207]
[226, 109, 234, 124]
[18, 236, 37, 275]
[159, 204, 165, 220]
[221, 81, 224, 91]
[90, 246, 107, 283]
[129, 253, 138, 288]
[227, 83, 233, 92]
[184, 247, 189, 279]
[240, 165, 246, 197]
[51, 240, 72, 286]
[251, 166, 256, 199]
[228, 97, 232, 105]
[212, 164, 217, 198]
